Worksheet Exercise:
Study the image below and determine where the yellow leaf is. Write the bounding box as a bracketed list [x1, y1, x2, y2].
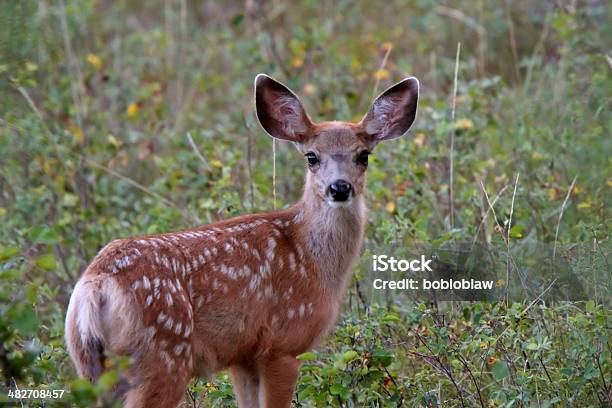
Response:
[25, 62, 38, 72]
[86, 53, 102, 70]
[303, 83, 316, 96]
[480, 342, 487, 349]
[548, 188, 558, 200]
[381, 42, 393, 53]
[68, 124, 84, 145]
[211, 159, 223, 169]
[606, 179, 612, 187]
[385, 201, 396, 213]
[126, 102, 140, 117]
[495, 279, 505, 287]
[577, 201, 591, 209]
[487, 356, 497, 365]
[108, 134, 122, 148]
[291, 57, 304, 68]
[454, 118, 473, 130]
[374, 69, 390, 81]
[413, 132, 425, 147]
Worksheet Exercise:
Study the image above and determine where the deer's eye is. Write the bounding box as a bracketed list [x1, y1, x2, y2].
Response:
[357, 150, 370, 166]
[305, 152, 319, 166]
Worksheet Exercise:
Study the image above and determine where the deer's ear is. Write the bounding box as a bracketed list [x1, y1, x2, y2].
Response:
[360, 77, 419, 144]
[254, 74, 313, 143]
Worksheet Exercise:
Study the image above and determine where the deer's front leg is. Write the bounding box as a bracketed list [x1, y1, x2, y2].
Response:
[259, 355, 300, 408]
[231, 363, 261, 408]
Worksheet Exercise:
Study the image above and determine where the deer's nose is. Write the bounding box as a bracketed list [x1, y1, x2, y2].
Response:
[329, 180, 352, 202]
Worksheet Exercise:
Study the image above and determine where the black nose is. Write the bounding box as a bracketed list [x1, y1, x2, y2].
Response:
[329, 180, 352, 202]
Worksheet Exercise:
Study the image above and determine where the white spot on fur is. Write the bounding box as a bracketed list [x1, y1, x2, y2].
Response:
[145, 295, 153, 307]
[160, 350, 175, 371]
[287, 308, 295, 319]
[266, 238, 276, 261]
[164, 317, 174, 331]
[299, 303, 305, 317]
[157, 313, 167, 324]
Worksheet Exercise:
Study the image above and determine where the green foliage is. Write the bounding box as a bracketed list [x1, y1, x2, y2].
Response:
[0, 0, 609, 406]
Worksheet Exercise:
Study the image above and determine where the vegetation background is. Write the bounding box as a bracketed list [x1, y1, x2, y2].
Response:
[0, 0, 610, 406]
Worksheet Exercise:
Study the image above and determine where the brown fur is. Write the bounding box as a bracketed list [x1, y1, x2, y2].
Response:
[65, 74, 418, 407]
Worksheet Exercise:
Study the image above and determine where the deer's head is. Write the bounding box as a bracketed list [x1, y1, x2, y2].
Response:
[255, 74, 419, 208]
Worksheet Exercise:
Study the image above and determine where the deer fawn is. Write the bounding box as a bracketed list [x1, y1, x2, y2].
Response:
[65, 73, 418, 407]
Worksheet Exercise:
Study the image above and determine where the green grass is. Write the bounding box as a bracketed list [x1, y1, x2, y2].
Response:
[0, 1, 610, 406]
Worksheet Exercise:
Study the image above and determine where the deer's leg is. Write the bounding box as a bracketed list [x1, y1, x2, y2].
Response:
[122, 370, 189, 408]
[231, 363, 261, 408]
[121, 346, 193, 408]
[259, 355, 300, 408]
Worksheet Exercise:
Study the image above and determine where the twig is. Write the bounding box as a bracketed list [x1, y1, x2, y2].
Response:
[244, 114, 255, 210]
[371, 43, 393, 100]
[414, 331, 466, 407]
[186, 132, 211, 172]
[456, 353, 485, 407]
[506, 173, 520, 304]
[272, 138, 276, 209]
[435, 7, 485, 76]
[471, 184, 508, 250]
[480, 181, 528, 291]
[519, 278, 557, 316]
[503, 0, 521, 83]
[58, 0, 86, 130]
[449, 42, 461, 229]
[82, 157, 190, 219]
[553, 176, 577, 262]
[538, 354, 553, 383]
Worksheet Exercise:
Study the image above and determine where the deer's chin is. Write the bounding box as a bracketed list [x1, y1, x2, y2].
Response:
[325, 198, 353, 208]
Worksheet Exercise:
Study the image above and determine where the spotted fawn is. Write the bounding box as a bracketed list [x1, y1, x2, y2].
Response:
[65, 73, 419, 407]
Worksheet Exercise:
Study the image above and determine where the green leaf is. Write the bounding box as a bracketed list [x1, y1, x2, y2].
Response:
[372, 350, 392, 367]
[382, 313, 400, 323]
[296, 352, 317, 362]
[96, 370, 119, 392]
[492, 361, 510, 380]
[298, 385, 316, 400]
[11, 304, 39, 335]
[35, 254, 56, 271]
[509, 224, 525, 238]
[0, 246, 20, 262]
[329, 383, 348, 396]
[342, 350, 358, 363]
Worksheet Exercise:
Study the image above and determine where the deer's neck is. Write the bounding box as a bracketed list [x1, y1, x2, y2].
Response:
[292, 194, 366, 290]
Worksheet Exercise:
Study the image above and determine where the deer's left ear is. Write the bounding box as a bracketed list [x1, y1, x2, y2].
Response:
[360, 77, 419, 144]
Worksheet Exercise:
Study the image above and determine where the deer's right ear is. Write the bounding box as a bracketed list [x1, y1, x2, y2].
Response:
[254, 74, 313, 143]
